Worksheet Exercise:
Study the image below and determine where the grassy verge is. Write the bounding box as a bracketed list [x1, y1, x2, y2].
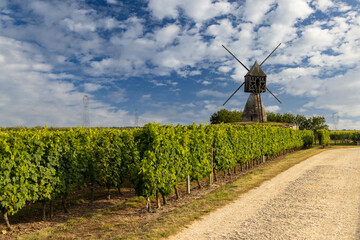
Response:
[21, 146, 357, 240]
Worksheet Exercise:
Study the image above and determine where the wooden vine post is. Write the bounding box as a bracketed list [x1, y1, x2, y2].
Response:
[209, 147, 214, 185]
[187, 175, 191, 194]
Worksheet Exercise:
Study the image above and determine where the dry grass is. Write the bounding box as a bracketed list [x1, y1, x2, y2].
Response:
[18, 145, 359, 240]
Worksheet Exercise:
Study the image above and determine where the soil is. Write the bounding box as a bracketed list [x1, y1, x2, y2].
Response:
[168, 148, 360, 240]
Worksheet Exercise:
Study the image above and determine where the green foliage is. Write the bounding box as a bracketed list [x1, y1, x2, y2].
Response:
[330, 130, 360, 144]
[317, 129, 330, 146]
[267, 112, 296, 124]
[130, 123, 313, 199]
[211, 124, 236, 171]
[302, 135, 314, 148]
[352, 132, 360, 142]
[309, 116, 328, 131]
[54, 129, 87, 199]
[0, 123, 314, 226]
[0, 129, 61, 216]
[0, 132, 32, 215]
[132, 124, 187, 198]
[186, 123, 212, 182]
[210, 110, 329, 132]
[267, 112, 328, 131]
[95, 130, 123, 190]
[210, 109, 242, 124]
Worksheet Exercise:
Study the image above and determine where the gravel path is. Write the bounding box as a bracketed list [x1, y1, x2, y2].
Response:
[169, 148, 360, 240]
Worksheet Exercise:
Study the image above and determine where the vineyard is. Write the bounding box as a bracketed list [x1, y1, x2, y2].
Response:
[0, 123, 315, 230]
[329, 130, 360, 144]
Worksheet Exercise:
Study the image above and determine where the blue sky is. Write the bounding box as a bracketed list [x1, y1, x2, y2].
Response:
[0, 0, 359, 129]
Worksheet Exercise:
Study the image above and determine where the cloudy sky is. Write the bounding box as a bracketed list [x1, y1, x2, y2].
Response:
[0, 0, 359, 129]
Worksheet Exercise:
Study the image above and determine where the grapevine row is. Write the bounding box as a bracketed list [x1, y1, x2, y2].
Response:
[0, 124, 314, 229]
[329, 130, 360, 144]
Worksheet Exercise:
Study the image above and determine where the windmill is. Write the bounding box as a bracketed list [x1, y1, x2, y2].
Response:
[222, 43, 282, 122]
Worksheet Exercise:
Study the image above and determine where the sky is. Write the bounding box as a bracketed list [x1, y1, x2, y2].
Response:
[0, 0, 359, 129]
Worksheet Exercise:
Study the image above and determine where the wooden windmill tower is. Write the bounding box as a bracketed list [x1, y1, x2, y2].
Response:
[222, 44, 282, 122]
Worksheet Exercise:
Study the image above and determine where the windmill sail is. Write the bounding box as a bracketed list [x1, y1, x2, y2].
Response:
[223, 82, 245, 106]
[222, 45, 249, 71]
[260, 43, 281, 66]
[266, 87, 282, 104]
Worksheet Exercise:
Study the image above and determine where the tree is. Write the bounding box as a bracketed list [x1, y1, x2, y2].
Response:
[213, 110, 329, 131]
[267, 112, 276, 122]
[210, 109, 242, 124]
[295, 114, 308, 130]
[267, 112, 328, 131]
[308, 116, 328, 131]
[282, 113, 296, 123]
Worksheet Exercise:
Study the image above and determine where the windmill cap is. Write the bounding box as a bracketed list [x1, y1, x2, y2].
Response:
[245, 61, 266, 77]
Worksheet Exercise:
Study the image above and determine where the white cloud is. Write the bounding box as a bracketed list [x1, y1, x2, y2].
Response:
[270, 67, 321, 96]
[189, 70, 202, 76]
[198, 100, 222, 121]
[202, 80, 211, 86]
[62, 17, 96, 33]
[230, 65, 248, 82]
[149, 80, 166, 87]
[148, 0, 179, 19]
[154, 24, 180, 47]
[84, 83, 103, 92]
[206, 19, 237, 38]
[266, 105, 280, 112]
[107, 89, 127, 104]
[118, 17, 145, 39]
[148, 0, 233, 23]
[180, 0, 232, 22]
[337, 3, 352, 12]
[218, 66, 232, 73]
[181, 103, 196, 108]
[152, 30, 208, 73]
[4, 0, 357, 83]
[141, 94, 151, 101]
[330, 118, 360, 131]
[197, 89, 228, 98]
[100, 17, 120, 30]
[242, 0, 276, 24]
[302, 65, 360, 118]
[166, 80, 178, 86]
[106, 0, 118, 4]
[255, 0, 314, 48]
[0, 35, 135, 127]
[313, 0, 334, 12]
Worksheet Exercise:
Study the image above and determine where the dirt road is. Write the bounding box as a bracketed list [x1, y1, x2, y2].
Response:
[169, 148, 360, 240]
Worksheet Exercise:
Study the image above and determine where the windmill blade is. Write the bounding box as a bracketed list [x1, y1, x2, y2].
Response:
[260, 43, 281, 66]
[223, 82, 245, 106]
[222, 45, 249, 71]
[266, 87, 282, 104]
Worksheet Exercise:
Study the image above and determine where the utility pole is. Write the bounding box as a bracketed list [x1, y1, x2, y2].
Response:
[332, 112, 339, 144]
[83, 95, 90, 127]
[134, 109, 139, 127]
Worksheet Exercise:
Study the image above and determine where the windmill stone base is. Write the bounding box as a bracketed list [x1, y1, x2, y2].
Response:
[242, 93, 267, 122]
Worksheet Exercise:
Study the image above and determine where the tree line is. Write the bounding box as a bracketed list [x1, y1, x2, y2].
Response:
[210, 109, 328, 131]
